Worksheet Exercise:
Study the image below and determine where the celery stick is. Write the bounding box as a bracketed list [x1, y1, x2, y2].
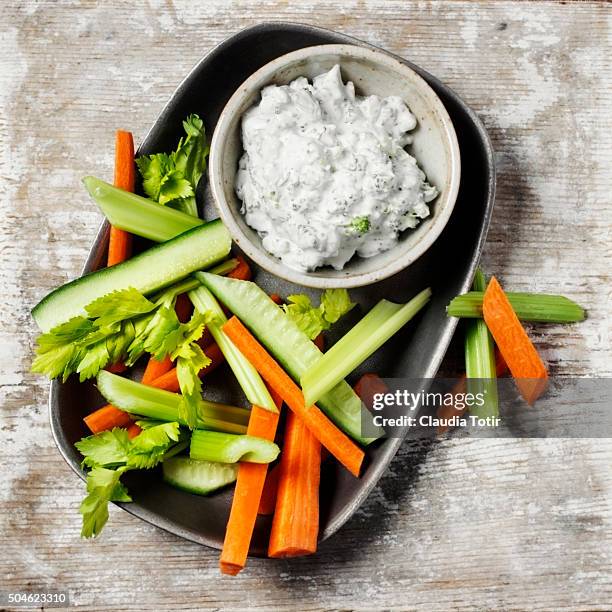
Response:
[190, 430, 279, 464]
[162, 439, 190, 461]
[301, 288, 432, 408]
[150, 259, 239, 304]
[152, 278, 201, 304]
[83, 176, 202, 242]
[208, 258, 239, 276]
[447, 291, 585, 323]
[465, 270, 498, 418]
[96, 371, 249, 434]
[188, 286, 278, 413]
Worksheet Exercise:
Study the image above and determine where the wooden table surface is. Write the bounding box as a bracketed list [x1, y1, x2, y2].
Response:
[2, 1, 611, 610]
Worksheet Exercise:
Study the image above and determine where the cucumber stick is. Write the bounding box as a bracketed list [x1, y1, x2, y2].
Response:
[32, 220, 231, 332]
[196, 272, 383, 445]
[163, 457, 238, 495]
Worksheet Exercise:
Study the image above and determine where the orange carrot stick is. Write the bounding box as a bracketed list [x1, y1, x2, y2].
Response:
[353, 373, 388, 411]
[107, 130, 135, 267]
[227, 255, 252, 281]
[482, 277, 548, 404]
[257, 463, 280, 515]
[84, 404, 133, 433]
[220, 389, 283, 576]
[105, 361, 128, 374]
[104, 131, 135, 371]
[222, 316, 364, 477]
[313, 333, 325, 352]
[174, 293, 193, 323]
[268, 411, 321, 558]
[141, 355, 173, 385]
[269, 293, 283, 305]
[85, 343, 225, 433]
[126, 422, 142, 439]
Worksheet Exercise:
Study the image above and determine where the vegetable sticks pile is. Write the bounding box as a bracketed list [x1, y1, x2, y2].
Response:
[30, 112, 586, 577]
[441, 268, 585, 428]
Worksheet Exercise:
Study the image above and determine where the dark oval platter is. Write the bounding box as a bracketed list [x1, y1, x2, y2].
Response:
[49, 22, 495, 555]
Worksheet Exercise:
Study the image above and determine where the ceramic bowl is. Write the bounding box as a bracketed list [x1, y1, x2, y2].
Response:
[209, 43, 461, 288]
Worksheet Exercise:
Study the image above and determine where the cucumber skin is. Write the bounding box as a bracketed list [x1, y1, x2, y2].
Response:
[32, 220, 231, 332]
[197, 272, 383, 445]
[162, 457, 237, 495]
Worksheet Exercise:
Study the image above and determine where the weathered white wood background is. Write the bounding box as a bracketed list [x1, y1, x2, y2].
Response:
[1, 1, 611, 610]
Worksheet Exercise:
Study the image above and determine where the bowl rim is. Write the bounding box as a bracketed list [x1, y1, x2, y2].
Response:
[209, 43, 461, 289]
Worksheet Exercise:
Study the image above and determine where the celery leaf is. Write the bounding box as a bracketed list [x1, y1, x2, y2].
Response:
[321, 289, 356, 324]
[136, 114, 208, 216]
[75, 428, 130, 469]
[283, 289, 355, 340]
[80, 466, 130, 538]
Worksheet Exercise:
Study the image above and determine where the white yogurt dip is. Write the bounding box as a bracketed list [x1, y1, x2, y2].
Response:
[235, 65, 438, 272]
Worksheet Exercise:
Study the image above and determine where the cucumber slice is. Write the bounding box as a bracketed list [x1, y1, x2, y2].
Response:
[162, 456, 238, 495]
[32, 220, 231, 332]
[196, 272, 383, 445]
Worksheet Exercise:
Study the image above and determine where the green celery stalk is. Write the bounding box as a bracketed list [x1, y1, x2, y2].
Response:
[208, 258, 239, 277]
[152, 278, 201, 304]
[188, 286, 278, 413]
[149, 261, 235, 304]
[96, 370, 249, 434]
[190, 430, 279, 464]
[464, 270, 498, 419]
[150, 259, 239, 304]
[448, 291, 585, 323]
[301, 288, 432, 407]
[83, 176, 202, 242]
[162, 439, 190, 460]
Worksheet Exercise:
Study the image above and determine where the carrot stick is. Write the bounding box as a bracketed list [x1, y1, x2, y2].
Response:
[313, 333, 325, 352]
[220, 389, 283, 576]
[174, 293, 193, 323]
[268, 410, 321, 558]
[141, 355, 173, 385]
[105, 361, 128, 374]
[222, 316, 364, 477]
[84, 343, 225, 433]
[269, 293, 283, 305]
[104, 131, 135, 372]
[84, 404, 133, 433]
[354, 373, 388, 411]
[227, 255, 252, 281]
[482, 277, 548, 404]
[107, 130, 135, 267]
[257, 463, 280, 515]
[126, 422, 142, 439]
